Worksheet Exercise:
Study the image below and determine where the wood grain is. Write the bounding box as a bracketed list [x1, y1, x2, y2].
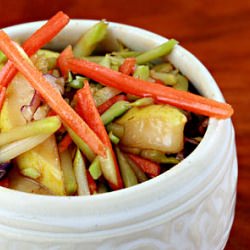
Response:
[0, 0, 249, 249]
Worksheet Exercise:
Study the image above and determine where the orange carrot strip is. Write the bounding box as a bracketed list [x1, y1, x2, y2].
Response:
[97, 94, 127, 114]
[57, 45, 73, 76]
[0, 11, 69, 87]
[58, 133, 72, 153]
[86, 170, 97, 194]
[0, 30, 106, 157]
[127, 153, 161, 178]
[63, 57, 233, 119]
[119, 57, 136, 75]
[76, 80, 123, 189]
[0, 86, 6, 111]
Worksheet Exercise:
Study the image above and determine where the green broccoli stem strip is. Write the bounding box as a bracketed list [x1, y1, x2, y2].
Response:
[0, 116, 61, 147]
[135, 39, 178, 65]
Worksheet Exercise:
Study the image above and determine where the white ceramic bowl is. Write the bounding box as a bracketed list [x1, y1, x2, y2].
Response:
[0, 20, 237, 250]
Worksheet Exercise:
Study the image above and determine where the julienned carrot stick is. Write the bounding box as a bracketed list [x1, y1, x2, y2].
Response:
[0, 30, 106, 157]
[57, 45, 73, 76]
[127, 153, 161, 178]
[0, 11, 69, 87]
[76, 80, 123, 189]
[119, 57, 136, 75]
[86, 170, 97, 194]
[58, 133, 72, 153]
[64, 58, 233, 119]
[97, 94, 127, 114]
[76, 81, 110, 145]
[0, 86, 6, 111]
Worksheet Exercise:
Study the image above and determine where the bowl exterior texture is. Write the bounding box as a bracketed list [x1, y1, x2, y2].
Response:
[0, 20, 237, 250]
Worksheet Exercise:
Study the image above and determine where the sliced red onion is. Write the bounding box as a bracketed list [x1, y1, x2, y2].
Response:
[21, 90, 41, 122]
[43, 74, 65, 95]
[0, 162, 12, 180]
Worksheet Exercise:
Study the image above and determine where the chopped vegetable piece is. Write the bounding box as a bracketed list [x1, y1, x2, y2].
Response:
[174, 74, 189, 91]
[60, 149, 77, 195]
[115, 147, 138, 188]
[127, 153, 161, 178]
[73, 20, 108, 57]
[124, 154, 148, 183]
[0, 31, 106, 157]
[97, 94, 127, 114]
[20, 167, 41, 179]
[0, 50, 7, 64]
[106, 123, 124, 138]
[119, 57, 136, 75]
[0, 134, 51, 163]
[0, 116, 61, 147]
[116, 104, 187, 153]
[108, 131, 120, 144]
[86, 170, 97, 194]
[135, 39, 178, 64]
[130, 97, 154, 107]
[67, 127, 95, 162]
[89, 157, 102, 180]
[0, 86, 6, 111]
[101, 100, 131, 125]
[8, 168, 51, 194]
[94, 86, 122, 106]
[140, 149, 180, 164]
[152, 62, 173, 73]
[150, 70, 177, 85]
[73, 149, 90, 196]
[133, 65, 150, 80]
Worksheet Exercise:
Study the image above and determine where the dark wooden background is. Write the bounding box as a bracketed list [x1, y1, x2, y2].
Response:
[0, 0, 249, 249]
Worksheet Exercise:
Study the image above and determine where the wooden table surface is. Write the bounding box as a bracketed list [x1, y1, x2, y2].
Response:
[0, 0, 249, 249]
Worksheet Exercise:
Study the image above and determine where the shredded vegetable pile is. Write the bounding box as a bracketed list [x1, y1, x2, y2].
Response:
[0, 12, 233, 195]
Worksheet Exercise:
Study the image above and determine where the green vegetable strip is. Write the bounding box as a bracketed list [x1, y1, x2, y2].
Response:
[150, 70, 177, 85]
[106, 123, 124, 138]
[20, 167, 40, 179]
[99, 54, 111, 68]
[94, 86, 121, 106]
[115, 147, 138, 188]
[0, 134, 51, 163]
[73, 149, 90, 195]
[68, 76, 85, 89]
[101, 101, 130, 125]
[0, 50, 7, 64]
[112, 50, 141, 58]
[124, 154, 148, 183]
[73, 20, 108, 57]
[60, 149, 77, 195]
[173, 74, 189, 91]
[0, 116, 61, 147]
[133, 65, 150, 80]
[67, 127, 96, 162]
[140, 149, 180, 164]
[136, 39, 178, 64]
[108, 131, 120, 144]
[89, 157, 102, 180]
[152, 62, 173, 73]
[82, 56, 105, 63]
[130, 97, 154, 107]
